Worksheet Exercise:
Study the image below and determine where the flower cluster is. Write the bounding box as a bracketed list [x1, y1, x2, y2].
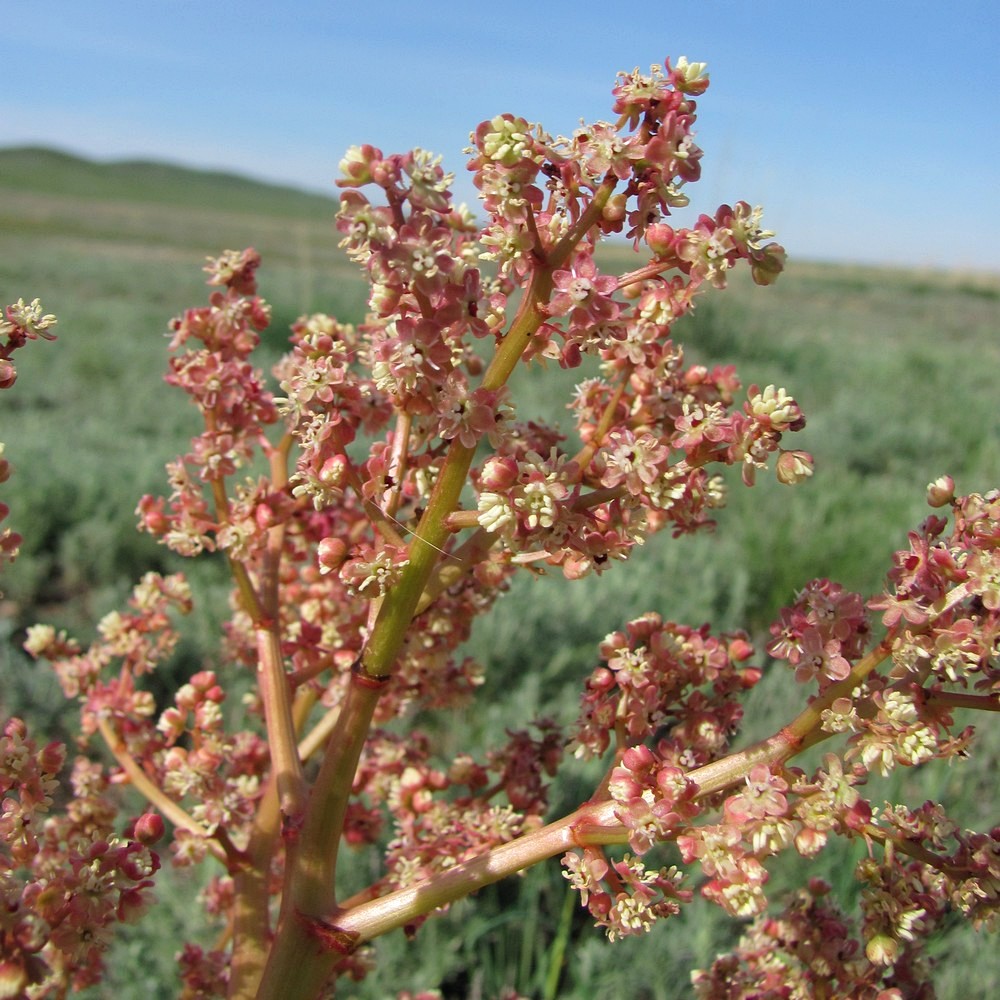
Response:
[349, 721, 561, 897]
[693, 818, 998, 997]
[559, 483, 1000, 965]
[691, 879, 930, 999]
[768, 577, 870, 688]
[133, 250, 278, 559]
[1, 298, 57, 574]
[0, 297, 57, 390]
[6, 54, 998, 1000]
[607, 744, 701, 854]
[1, 719, 160, 995]
[572, 614, 758, 761]
[561, 848, 692, 941]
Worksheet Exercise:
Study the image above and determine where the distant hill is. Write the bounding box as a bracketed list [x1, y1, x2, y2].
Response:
[0, 145, 338, 219]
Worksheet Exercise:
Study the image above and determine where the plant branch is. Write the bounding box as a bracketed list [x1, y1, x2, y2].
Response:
[924, 690, 1000, 713]
[96, 716, 230, 865]
[256, 626, 307, 817]
[569, 366, 631, 471]
[254, 674, 384, 1000]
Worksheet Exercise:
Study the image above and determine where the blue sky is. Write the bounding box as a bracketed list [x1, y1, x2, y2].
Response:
[2, 1, 998, 271]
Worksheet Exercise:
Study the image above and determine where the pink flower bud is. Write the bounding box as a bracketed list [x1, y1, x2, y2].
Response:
[775, 450, 814, 485]
[412, 788, 434, 813]
[134, 812, 166, 845]
[3, 717, 27, 740]
[255, 503, 277, 530]
[479, 456, 518, 491]
[589, 666, 616, 691]
[926, 475, 955, 508]
[136, 495, 170, 535]
[190, 670, 216, 691]
[318, 536, 348, 573]
[561, 557, 591, 580]
[684, 365, 708, 387]
[645, 223, 676, 257]
[728, 638, 754, 662]
[622, 744, 655, 771]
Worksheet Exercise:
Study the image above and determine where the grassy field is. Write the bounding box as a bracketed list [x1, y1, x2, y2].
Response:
[2, 146, 999, 998]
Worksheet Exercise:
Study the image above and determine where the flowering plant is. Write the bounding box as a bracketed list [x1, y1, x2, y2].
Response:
[2, 57, 997, 999]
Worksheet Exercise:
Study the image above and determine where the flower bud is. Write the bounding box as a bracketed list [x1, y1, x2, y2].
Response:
[136, 495, 170, 535]
[776, 450, 814, 485]
[926, 475, 955, 508]
[807, 877, 831, 897]
[684, 365, 709, 387]
[561, 556, 592, 580]
[865, 932, 899, 966]
[602, 193, 627, 223]
[254, 503, 277, 531]
[3, 717, 26, 740]
[317, 536, 348, 574]
[589, 666, 616, 692]
[338, 144, 382, 186]
[39, 740, 67, 775]
[479, 456, 518, 491]
[134, 812, 166, 845]
[670, 56, 710, 95]
[728, 637, 754, 662]
[645, 223, 676, 257]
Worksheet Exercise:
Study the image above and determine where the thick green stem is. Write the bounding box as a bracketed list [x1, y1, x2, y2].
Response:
[256, 198, 617, 997]
[255, 676, 383, 1000]
[359, 262, 560, 682]
[359, 439, 478, 678]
